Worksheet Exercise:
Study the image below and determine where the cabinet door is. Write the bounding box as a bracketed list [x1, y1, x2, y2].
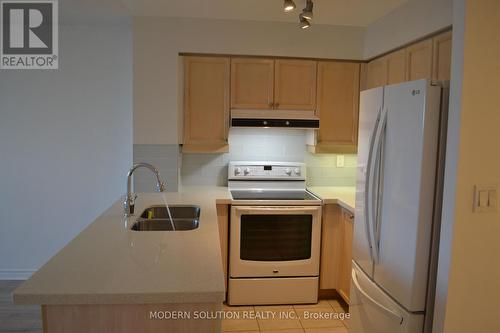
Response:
[274, 59, 317, 111]
[338, 209, 354, 304]
[316, 61, 360, 149]
[231, 58, 274, 109]
[406, 39, 433, 81]
[217, 204, 229, 297]
[183, 56, 230, 152]
[386, 49, 407, 85]
[366, 57, 387, 89]
[319, 204, 343, 290]
[432, 30, 452, 81]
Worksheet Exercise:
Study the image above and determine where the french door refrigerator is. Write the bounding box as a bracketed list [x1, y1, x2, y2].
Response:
[350, 79, 448, 333]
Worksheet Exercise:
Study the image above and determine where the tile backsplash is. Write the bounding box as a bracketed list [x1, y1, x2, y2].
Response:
[181, 128, 357, 187]
[133, 144, 180, 192]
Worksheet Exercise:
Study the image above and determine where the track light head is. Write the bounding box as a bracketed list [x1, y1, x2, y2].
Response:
[283, 0, 296, 12]
[302, 0, 314, 20]
[299, 13, 311, 29]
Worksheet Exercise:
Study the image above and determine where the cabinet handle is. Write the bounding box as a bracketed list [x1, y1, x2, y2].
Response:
[275, 103, 280, 108]
[268, 102, 274, 108]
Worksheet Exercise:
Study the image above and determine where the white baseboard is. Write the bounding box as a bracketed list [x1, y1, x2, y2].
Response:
[0, 270, 35, 280]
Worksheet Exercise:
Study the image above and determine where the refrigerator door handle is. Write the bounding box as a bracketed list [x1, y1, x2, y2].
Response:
[371, 108, 389, 263]
[351, 269, 404, 325]
[365, 107, 382, 260]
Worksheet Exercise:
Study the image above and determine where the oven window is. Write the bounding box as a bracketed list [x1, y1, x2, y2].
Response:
[240, 214, 312, 261]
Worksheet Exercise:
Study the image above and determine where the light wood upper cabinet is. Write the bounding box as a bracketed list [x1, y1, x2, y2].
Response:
[364, 30, 451, 90]
[231, 58, 274, 109]
[366, 57, 387, 89]
[432, 30, 452, 81]
[315, 61, 360, 151]
[338, 208, 354, 304]
[183, 56, 230, 153]
[406, 39, 433, 81]
[274, 59, 317, 111]
[386, 49, 407, 85]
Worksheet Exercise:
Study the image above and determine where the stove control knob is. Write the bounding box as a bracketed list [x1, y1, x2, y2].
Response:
[285, 168, 292, 175]
[294, 168, 301, 175]
[234, 167, 241, 175]
[244, 167, 251, 175]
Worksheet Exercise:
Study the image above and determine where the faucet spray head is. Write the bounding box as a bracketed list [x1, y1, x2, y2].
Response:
[157, 182, 166, 192]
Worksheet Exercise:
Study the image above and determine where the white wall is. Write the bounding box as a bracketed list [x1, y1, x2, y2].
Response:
[433, 0, 465, 330]
[133, 17, 365, 145]
[438, 0, 500, 331]
[0, 21, 133, 278]
[364, 0, 453, 58]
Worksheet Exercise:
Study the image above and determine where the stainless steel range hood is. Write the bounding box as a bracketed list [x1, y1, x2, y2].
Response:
[230, 110, 319, 129]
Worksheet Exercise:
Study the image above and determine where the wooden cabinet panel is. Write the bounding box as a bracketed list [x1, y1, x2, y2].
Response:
[316, 61, 360, 149]
[366, 57, 387, 89]
[432, 31, 452, 81]
[274, 59, 317, 111]
[338, 209, 354, 304]
[183, 56, 230, 153]
[216, 204, 229, 296]
[386, 49, 407, 85]
[406, 39, 433, 81]
[231, 58, 274, 109]
[319, 204, 342, 290]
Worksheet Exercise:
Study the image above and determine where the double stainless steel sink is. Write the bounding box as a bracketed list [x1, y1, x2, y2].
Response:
[131, 205, 200, 231]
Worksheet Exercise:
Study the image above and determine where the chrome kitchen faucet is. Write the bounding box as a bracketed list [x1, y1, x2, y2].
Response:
[124, 163, 166, 216]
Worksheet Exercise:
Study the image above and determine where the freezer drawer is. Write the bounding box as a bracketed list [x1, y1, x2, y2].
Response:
[350, 262, 424, 333]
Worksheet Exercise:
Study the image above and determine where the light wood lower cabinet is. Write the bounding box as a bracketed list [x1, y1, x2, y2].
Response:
[42, 303, 222, 333]
[319, 204, 354, 304]
[319, 204, 343, 290]
[182, 56, 230, 153]
[216, 204, 229, 297]
[338, 208, 354, 303]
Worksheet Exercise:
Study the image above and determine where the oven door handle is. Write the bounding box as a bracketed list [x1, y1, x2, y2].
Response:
[234, 206, 321, 215]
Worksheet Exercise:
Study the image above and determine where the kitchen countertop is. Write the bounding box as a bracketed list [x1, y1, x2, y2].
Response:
[307, 186, 356, 213]
[14, 188, 231, 305]
[14, 185, 355, 306]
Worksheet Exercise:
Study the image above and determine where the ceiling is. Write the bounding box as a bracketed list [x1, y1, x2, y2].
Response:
[124, 0, 409, 27]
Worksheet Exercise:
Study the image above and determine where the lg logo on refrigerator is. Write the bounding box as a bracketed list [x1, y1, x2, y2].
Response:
[1, 0, 58, 69]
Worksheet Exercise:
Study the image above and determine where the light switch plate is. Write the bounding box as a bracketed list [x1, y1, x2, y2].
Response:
[473, 185, 497, 213]
[336, 155, 345, 168]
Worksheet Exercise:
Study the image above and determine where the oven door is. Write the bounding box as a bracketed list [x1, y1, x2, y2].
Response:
[230, 206, 322, 278]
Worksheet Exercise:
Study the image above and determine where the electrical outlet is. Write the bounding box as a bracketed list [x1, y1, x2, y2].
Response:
[473, 185, 497, 213]
[336, 155, 345, 168]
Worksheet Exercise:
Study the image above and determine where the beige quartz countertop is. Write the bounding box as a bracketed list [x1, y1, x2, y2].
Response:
[307, 186, 356, 213]
[14, 188, 231, 305]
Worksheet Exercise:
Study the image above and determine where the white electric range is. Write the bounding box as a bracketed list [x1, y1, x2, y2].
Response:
[227, 161, 322, 305]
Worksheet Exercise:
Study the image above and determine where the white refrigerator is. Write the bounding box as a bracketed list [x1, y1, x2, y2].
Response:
[350, 79, 447, 333]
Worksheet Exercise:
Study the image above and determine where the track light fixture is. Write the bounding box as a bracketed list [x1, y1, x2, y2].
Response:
[302, 0, 314, 20]
[282, 0, 314, 28]
[299, 13, 311, 29]
[283, 0, 296, 12]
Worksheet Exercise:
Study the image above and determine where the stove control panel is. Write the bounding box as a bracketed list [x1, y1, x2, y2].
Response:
[228, 162, 306, 180]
